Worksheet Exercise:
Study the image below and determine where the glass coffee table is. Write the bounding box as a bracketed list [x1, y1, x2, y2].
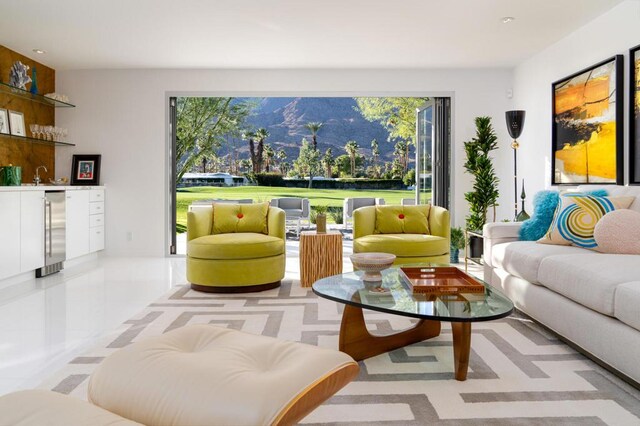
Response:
[312, 265, 514, 381]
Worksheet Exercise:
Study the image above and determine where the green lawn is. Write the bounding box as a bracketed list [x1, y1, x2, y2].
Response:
[176, 186, 415, 232]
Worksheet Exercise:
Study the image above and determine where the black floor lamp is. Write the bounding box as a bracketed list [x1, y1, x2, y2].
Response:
[505, 110, 529, 221]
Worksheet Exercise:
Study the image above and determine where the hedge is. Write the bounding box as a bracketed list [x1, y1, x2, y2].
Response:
[280, 178, 406, 190]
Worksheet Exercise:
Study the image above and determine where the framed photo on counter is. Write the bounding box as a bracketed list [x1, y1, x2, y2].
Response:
[71, 154, 101, 186]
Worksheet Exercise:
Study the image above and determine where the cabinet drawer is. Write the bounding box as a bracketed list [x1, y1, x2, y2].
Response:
[90, 214, 104, 228]
[89, 202, 104, 215]
[90, 226, 105, 252]
[90, 189, 105, 202]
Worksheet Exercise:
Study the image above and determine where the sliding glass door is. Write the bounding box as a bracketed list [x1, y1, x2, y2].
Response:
[415, 98, 450, 209]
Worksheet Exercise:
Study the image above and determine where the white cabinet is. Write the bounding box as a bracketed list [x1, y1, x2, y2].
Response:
[65, 188, 105, 260]
[0, 192, 21, 280]
[89, 189, 105, 253]
[20, 191, 45, 272]
[66, 190, 90, 260]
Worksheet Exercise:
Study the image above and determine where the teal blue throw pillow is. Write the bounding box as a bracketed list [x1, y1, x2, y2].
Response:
[519, 189, 608, 241]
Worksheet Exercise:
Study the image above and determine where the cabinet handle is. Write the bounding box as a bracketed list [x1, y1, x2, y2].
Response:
[47, 201, 52, 257]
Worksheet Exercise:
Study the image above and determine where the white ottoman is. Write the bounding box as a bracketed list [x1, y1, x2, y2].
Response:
[88, 324, 359, 426]
[0, 390, 141, 426]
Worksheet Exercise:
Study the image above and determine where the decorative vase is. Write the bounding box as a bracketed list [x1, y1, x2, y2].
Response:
[0, 165, 22, 186]
[30, 67, 38, 95]
[469, 236, 484, 260]
[316, 214, 327, 233]
[450, 248, 460, 264]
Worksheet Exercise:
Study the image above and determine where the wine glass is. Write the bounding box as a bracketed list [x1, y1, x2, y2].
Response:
[43, 126, 53, 141]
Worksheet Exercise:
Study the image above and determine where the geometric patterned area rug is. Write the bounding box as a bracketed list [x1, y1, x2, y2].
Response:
[40, 280, 640, 425]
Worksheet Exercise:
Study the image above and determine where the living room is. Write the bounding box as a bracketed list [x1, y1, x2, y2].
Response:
[1, 0, 639, 424]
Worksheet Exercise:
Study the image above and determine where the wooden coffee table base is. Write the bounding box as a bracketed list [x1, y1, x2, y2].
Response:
[338, 304, 472, 381]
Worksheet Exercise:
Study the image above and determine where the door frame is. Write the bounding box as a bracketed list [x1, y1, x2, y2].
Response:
[164, 91, 456, 256]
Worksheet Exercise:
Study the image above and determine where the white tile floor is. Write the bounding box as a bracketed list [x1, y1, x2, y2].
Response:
[0, 232, 475, 397]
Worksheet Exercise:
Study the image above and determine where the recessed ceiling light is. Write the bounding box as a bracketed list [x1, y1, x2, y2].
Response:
[501, 17, 515, 24]
[32, 49, 46, 54]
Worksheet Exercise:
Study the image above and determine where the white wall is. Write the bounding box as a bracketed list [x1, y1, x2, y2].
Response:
[512, 0, 640, 211]
[56, 68, 513, 256]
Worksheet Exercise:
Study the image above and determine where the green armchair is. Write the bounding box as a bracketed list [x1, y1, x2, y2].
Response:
[187, 204, 286, 292]
[353, 205, 450, 265]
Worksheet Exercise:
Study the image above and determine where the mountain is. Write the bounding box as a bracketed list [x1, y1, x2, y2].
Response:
[222, 97, 395, 161]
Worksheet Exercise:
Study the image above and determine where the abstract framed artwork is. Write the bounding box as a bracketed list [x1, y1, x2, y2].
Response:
[630, 44, 640, 185]
[551, 55, 623, 185]
[0, 108, 9, 135]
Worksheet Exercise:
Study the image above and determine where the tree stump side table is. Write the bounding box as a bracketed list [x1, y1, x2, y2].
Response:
[299, 231, 343, 287]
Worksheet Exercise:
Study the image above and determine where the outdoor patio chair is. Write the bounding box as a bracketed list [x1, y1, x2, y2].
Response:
[401, 198, 416, 205]
[270, 197, 310, 236]
[188, 199, 253, 211]
[343, 197, 385, 229]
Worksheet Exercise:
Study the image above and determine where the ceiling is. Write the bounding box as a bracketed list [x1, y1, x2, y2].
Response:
[0, 0, 623, 70]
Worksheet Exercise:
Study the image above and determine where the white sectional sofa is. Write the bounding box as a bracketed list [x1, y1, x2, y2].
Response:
[483, 185, 640, 385]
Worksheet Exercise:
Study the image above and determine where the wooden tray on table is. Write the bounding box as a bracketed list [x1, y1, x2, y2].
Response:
[400, 266, 485, 295]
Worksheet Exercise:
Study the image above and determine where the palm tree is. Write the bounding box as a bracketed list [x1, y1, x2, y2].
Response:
[393, 140, 409, 175]
[322, 148, 335, 178]
[264, 144, 275, 172]
[344, 140, 359, 177]
[305, 122, 323, 151]
[276, 149, 287, 173]
[239, 158, 252, 173]
[370, 139, 380, 178]
[371, 139, 380, 167]
[254, 128, 270, 173]
[242, 130, 258, 173]
[280, 161, 290, 175]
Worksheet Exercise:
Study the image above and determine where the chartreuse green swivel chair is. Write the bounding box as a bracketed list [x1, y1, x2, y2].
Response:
[353, 204, 450, 265]
[187, 202, 286, 292]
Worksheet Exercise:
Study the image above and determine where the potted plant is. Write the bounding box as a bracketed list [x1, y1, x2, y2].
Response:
[450, 227, 465, 263]
[313, 205, 328, 233]
[463, 116, 499, 259]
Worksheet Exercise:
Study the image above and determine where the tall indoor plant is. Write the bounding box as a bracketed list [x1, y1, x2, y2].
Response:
[463, 116, 499, 258]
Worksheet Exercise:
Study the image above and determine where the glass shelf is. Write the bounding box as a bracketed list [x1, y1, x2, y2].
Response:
[0, 82, 76, 108]
[0, 133, 75, 147]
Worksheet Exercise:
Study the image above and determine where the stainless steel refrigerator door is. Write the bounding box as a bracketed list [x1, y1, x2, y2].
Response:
[45, 191, 66, 265]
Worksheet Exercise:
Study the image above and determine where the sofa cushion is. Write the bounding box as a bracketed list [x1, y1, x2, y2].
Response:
[375, 205, 430, 234]
[355, 233, 447, 257]
[614, 282, 640, 332]
[188, 233, 284, 260]
[213, 202, 269, 234]
[491, 241, 589, 284]
[594, 209, 640, 254]
[538, 195, 634, 249]
[538, 254, 640, 316]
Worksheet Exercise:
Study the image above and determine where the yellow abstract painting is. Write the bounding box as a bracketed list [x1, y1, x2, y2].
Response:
[552, 57, 621, 184]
